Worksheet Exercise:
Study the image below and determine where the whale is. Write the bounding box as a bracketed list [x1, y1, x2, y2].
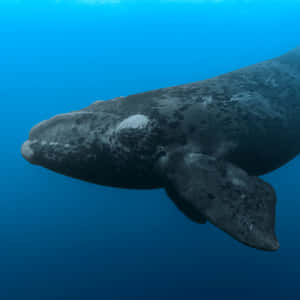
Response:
[21, 46, 300, 251]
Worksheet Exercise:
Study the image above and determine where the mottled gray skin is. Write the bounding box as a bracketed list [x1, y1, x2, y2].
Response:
[21, 47, 300, 251]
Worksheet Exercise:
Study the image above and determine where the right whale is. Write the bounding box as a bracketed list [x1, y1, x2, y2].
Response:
[21, 46, 300, 251]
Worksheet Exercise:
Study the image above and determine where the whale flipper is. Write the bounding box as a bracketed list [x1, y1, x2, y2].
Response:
[165, 187, 207, 224]
[159, 151, 279, 251]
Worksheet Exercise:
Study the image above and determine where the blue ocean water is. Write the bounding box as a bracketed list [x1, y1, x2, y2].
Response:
[1, 0, 300, 299]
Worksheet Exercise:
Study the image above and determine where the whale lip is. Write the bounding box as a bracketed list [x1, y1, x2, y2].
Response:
[21, 140, 37, 165]
[29, 111, 94, 139]
[261, 238, 280, 252]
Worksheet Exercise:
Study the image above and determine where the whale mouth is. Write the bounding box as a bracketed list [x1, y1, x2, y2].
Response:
[22, 111, 96, 165]
[21, 140, 38, 165]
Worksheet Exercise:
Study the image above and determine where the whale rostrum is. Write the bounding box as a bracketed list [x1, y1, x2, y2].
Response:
[21, 46, 300, 251]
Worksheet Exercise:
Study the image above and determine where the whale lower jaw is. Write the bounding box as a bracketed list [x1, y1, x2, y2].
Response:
[21, 140, 38, 165]
[21, 139, 74, 166]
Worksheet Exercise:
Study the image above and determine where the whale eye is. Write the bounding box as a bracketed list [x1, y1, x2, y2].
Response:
[116, 114, 150, 131]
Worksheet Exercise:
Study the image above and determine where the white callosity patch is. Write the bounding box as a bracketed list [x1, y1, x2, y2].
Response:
[201, 95, 213, 107]
[231, 177, 246, 187]
[116, 114, 150, 131]
[21, 140, 35, 160]
[213, 141, 237, 158]
[33, 140, 71, 148]
[265, 76, 279, 88]
[229, 92, 253, 103]
[226, 165, 247, 188]
[49, 142, 59, 146]
[22, 139, 75, 162]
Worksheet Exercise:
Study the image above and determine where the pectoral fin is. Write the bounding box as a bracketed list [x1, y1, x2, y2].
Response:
[158, 150, 279, 251]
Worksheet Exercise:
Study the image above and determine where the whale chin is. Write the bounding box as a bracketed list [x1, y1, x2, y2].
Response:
[21, 140, 39, 165]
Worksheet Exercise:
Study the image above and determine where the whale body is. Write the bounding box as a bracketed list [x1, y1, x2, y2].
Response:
[21, 46, 300, 251]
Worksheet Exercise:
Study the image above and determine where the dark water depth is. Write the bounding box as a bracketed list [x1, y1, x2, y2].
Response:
[1, 1, 300, 299]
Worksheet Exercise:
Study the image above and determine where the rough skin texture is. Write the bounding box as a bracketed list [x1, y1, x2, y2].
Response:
[159, 150, 279, 250]
[21, 47, 300, 251]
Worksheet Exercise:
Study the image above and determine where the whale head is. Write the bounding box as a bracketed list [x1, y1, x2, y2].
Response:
[21, 100, 159, 188]
[21, 109, 119, 185]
